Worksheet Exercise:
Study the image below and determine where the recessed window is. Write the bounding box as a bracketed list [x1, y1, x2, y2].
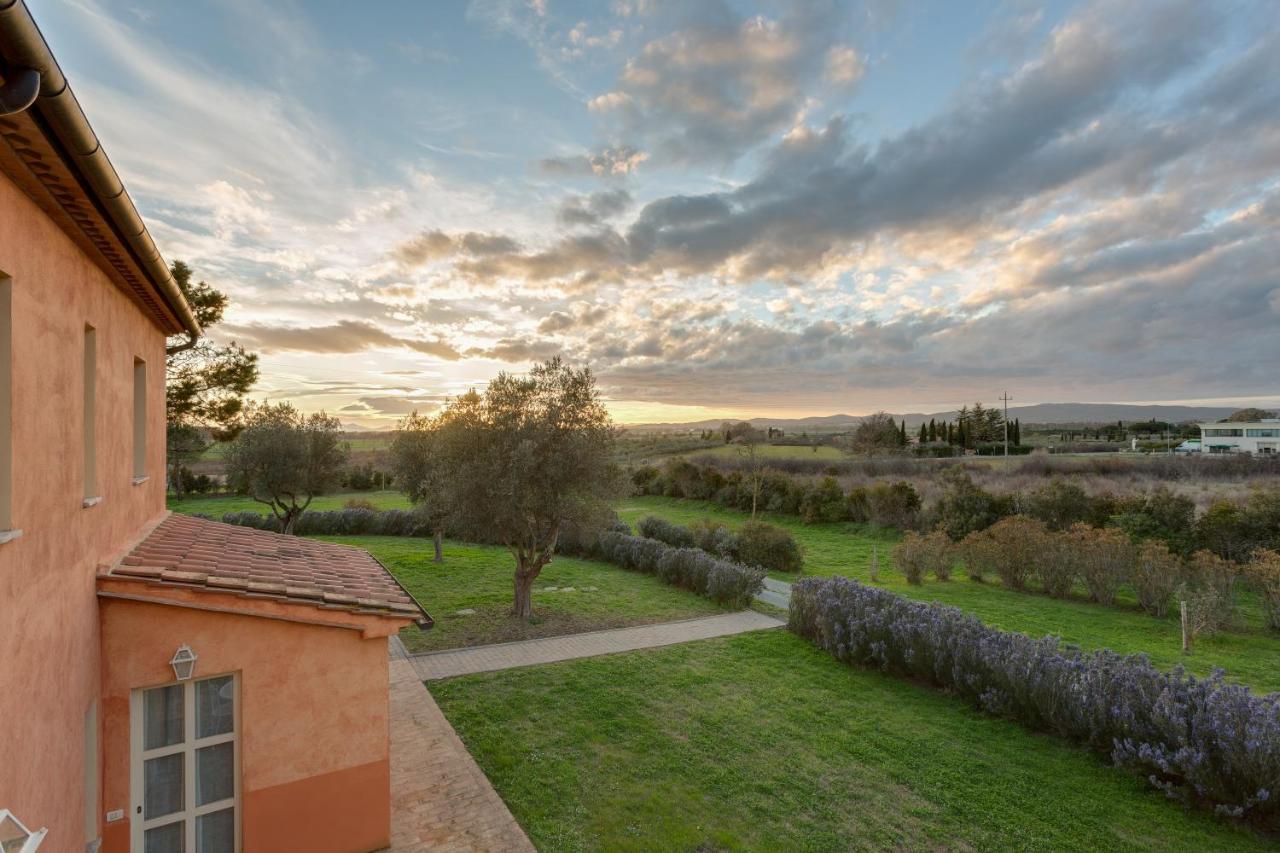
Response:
[133, 358, 147, 481]
[0, 274, 12, 534]
[83, 325, 97, 503]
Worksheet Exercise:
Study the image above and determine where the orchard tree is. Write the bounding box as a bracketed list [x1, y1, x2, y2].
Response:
[390, 411, 450, 562]
[1225, 408, 1276, 422]
[225, 403, 347, 534]
[166, 261, 258, 494]
[415, 358, 621, 620]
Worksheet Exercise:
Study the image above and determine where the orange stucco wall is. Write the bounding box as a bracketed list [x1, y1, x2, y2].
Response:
[99, 598, 392, 853]
[0, 171, 168, 848]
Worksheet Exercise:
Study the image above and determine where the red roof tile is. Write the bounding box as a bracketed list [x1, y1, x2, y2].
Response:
[112, 514, 431, 625]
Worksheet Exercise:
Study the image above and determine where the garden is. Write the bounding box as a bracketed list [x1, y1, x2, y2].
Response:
[433, 629, 1272, 851]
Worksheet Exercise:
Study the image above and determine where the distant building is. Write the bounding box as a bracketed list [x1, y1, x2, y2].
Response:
[1196, 420, 1280, 454]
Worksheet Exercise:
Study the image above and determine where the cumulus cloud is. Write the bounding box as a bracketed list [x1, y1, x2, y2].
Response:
[391, 230, 523, 266]
[586, 1, 856, 163]
[223, 320, 462, 360]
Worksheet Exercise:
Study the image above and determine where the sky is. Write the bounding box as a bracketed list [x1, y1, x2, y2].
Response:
[33, 0, 1280, 426]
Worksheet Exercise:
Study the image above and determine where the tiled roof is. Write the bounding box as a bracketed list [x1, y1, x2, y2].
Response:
[111, 514, 430, 625]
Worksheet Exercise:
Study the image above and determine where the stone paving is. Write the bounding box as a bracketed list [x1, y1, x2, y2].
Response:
[408, 610, 784, 681]
[387, 638, 535, 852]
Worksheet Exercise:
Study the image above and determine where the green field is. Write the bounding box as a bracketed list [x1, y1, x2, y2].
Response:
[681, 443, 846, 460]
[619, 496, 1280, 692]
[435, 630, 1268, 852]
[316, 536, 727, 653]
[168, 489, 411, 516]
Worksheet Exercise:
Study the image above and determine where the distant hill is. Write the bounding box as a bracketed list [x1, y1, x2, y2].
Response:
[625, 402, 1275, 431]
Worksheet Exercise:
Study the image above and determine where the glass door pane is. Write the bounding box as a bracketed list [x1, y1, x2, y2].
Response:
[144, 753, 185, 819]
[196, 676, 234, 738]
[196, 809, 234, 853]
[196, 742, 234, 806]
[143, 820, 185, 853]
[144, 684, 184, 750]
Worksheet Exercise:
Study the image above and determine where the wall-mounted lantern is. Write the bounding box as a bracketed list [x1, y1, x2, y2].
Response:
[0, 809, 47, 852]
[169, 645, 197, 681]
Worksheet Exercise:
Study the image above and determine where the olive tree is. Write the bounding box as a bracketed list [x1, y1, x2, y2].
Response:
[846, 411, 903, 456]
[390, 411, 449, 563]
[225, 403, 347, 534]
[418, 358, 621, 620]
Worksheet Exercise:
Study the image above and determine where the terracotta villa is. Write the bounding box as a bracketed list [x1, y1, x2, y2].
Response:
[0, 2, 433, 851]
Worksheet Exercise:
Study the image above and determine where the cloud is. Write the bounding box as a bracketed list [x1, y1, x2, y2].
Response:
[824, 46, 865, 84]
[223, 320, 463, 360]
[538, 145, 649, 177]
[556, 188, 634, 226]
[355, 396, 442, 416]
[392, 230, 524, 266]
[585, 2, 855, 163]
[465, 338, 565, 362]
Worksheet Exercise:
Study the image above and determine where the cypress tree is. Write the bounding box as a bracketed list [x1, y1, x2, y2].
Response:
[918, 422, 928, 444]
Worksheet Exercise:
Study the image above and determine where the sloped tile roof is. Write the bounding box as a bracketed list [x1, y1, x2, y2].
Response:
[112, 514, 430, 625]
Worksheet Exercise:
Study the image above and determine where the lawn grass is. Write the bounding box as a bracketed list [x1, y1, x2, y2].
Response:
[434, 629, 1270, 852]
[317, 536, 728, 653]
[167, 489, 412, 516]
[618, 496, 1280, 692]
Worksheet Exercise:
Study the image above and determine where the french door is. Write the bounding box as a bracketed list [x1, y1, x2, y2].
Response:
[130, 674, 239, 853]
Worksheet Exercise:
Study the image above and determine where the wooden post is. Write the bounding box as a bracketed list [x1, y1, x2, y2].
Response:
[870, 544, 880, 584]
[1180, 600, 1190, 653]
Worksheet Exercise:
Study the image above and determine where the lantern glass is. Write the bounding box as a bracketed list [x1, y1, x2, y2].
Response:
[170, 645, 197, 681]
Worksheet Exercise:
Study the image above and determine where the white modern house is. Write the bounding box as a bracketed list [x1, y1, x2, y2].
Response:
[1196, 420, 1280, 454]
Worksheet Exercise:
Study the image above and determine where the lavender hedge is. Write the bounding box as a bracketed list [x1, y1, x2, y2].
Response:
[592, 531, 764, 608]
[789, 576, 1280, 821]
[205, 508, 430, 537]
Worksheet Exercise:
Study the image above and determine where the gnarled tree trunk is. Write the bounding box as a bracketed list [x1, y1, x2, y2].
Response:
[512, 561, 539, 620]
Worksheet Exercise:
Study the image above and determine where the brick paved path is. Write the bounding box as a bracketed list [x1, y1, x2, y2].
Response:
[409, 610, 783, 681]
[387, 639, 536, 852]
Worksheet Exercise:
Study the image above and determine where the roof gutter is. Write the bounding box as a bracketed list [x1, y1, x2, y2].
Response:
[0, 0, 200, 346]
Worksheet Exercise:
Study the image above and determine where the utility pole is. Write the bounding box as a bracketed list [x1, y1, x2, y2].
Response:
[1000, 390, 1012, 458]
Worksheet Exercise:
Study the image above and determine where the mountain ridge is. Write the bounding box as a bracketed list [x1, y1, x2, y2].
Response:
[623, 402, 1276, 431]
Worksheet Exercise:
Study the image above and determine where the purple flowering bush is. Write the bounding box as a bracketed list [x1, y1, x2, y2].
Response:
[789, 575, 1280, 822]
[594, 531, 764, 607]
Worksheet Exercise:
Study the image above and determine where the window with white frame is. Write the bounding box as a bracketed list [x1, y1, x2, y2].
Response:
[131, 675, 238, 853]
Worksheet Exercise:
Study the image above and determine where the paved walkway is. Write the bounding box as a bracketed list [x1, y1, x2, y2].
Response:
[387, 638, 536, 852]
[408, 610, 783, 680]
[756, 577, 793, 609]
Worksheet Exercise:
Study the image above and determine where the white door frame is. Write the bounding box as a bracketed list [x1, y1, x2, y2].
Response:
[129, 673, 241, 852]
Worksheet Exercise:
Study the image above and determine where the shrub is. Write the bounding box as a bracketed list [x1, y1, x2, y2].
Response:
[958, 529, 997, 582]
[688, 518, 739, 559]
[982, 516, 1047, 591]
[736, 520, 803, 573]
[788, 576, 1280, 820]
[637, 515, 695, 548]
[801, 477, 847, 524]
[1129, 540, 1181, 618]
[1112, 486, 1196, 555]
[1178, 551, 1239, 638]
[893, 531, 951, 585]
[1066, 524, 1132, 606]
[1018, 479, 1095, 531]
[931, 471, 1007, 540]
[597, 532, 763, 606]
[865, 481, 921, 529]
[845, 485, 870, 523]
[1244, 549, 1280, 632]
[1034, 532, 1077, 599]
